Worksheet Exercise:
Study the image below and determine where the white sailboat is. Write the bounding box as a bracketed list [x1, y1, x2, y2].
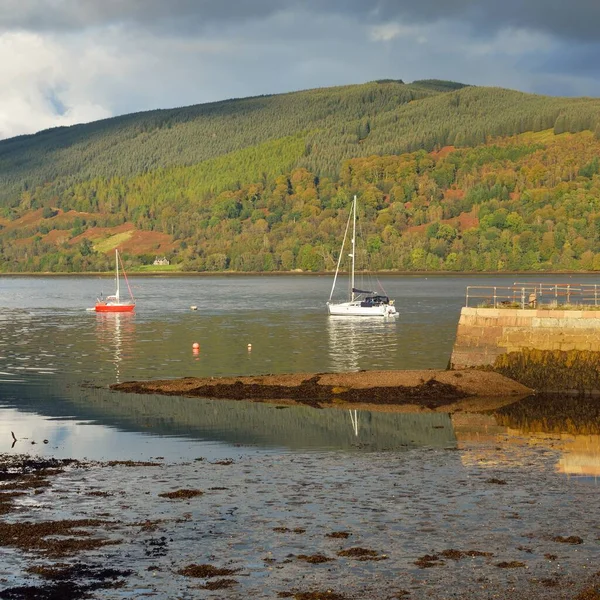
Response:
[327, 195, 398, 317]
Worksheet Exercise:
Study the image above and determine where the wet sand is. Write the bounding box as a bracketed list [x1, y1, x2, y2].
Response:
[2, 440, 600, 600]
[111, 369, 532, 410]
[4, 377, 599, 599]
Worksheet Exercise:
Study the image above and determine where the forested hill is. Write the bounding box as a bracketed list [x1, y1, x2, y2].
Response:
[2, 79, 600, 205]
[1, 79, 600, 273]
[0, 79, 460, 204]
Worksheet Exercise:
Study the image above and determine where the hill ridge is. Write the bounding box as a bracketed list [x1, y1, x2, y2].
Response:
[1, 80, 600, 274]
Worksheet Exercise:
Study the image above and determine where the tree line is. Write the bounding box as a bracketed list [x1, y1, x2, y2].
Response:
[3, 129, 600, 273]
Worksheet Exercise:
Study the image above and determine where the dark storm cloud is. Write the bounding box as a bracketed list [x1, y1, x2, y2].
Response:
[368, 0, 600, 42]
[0, 0, 284, 32]
[2, 0, 599, 42]
[536, 43, 600, 77]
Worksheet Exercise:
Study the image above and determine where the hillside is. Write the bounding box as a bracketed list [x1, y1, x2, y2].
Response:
[1, 80, 600, 273]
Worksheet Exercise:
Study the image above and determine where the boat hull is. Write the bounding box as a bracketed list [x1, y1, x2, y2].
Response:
[95, 303, 135, 313]
[327, 302, 397, 317]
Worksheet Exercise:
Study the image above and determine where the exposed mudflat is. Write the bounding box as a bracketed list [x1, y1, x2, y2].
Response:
[111, 369, 532, 410]
[2, 438, 600, 600]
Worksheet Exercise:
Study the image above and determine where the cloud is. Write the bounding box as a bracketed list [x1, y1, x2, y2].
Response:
[369, 0, 600, 43]
[0, 2, 599, 140]
[536, 42, 600, 78]
[460, 27, 555, 58]
[1, 0, 599, 43]
[0, 31, 111, 138]
[0, 0, 285, 32]
[369, 22, 427, 44]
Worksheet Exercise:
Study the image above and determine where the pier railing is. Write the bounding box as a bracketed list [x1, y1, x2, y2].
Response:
[465, 283, 600, 309]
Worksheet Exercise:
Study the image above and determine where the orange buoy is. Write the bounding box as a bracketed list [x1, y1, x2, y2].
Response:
[192, 342, 200, 350]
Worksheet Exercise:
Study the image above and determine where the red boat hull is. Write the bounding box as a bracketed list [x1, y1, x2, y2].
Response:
[95, 303, 135, 313]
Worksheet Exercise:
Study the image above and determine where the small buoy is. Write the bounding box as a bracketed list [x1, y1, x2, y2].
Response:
[190, 306, 197, 311]
[192, 342, 200, 350]
[247, 343, 252, 351]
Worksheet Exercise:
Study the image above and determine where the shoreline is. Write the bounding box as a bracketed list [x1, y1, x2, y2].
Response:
[0, 270, 597, 278]
[111, 369, 533, 410]
[3, 433, 599, 600]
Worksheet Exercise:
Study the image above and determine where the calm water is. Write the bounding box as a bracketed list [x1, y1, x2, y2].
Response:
[4, 274, 600, 599]
[0, 273, 598, 462]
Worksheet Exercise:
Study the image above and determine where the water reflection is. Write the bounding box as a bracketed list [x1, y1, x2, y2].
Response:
[326, 315, 398, 371]
[495, 395, 600, 478]
[349, 409, 359, 437]
[453, 395, 600, 479]
[3, 275, 600, 473]
[0, 309, 56, 383]
[94, 312, 136, 383]
[556, 435, 600, 476]
[0, 373, 457, 456]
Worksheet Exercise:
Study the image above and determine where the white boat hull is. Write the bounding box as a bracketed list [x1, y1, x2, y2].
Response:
[327, 302, 398, 317]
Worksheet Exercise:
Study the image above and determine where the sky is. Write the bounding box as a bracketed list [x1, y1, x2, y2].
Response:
[0, 0, 599, 140]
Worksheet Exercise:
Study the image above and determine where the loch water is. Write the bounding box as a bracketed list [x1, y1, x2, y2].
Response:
[0, 273, 599, 466]
[3, 274, 600, 599]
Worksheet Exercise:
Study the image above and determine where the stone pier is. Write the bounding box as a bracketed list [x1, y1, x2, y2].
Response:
[450, 307, 600, 369]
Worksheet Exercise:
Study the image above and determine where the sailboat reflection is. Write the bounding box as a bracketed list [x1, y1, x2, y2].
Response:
[349, 409, 359, 436]
[95, 312, 135, 383]
[327, 315, 397, 372]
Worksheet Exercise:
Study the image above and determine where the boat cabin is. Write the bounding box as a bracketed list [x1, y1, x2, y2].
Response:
[360, 295, 391, 307]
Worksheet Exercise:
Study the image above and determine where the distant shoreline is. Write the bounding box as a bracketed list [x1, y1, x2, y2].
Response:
[0, 270, 594, 278]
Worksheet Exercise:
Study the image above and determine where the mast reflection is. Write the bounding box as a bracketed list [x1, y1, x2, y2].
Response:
[349, 409, 359, 437]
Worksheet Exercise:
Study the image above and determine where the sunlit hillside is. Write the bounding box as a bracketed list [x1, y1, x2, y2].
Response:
[1, 80, 600, 273]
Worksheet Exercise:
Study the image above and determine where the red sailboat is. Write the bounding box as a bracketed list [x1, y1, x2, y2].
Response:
[95, 249, 135, 313]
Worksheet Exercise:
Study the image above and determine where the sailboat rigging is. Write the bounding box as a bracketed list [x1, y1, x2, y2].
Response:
[95, 249, 135, 313]
[327, 195, 398, 317]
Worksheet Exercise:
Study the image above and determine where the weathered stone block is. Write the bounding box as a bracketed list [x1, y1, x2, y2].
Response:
[516, 316, 535, 326]
[498, 309, 520, 317]
[574, 319, 600, 328]
[559, 343, 576, 352]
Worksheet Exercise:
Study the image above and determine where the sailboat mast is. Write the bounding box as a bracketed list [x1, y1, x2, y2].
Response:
[328, 198, 353, 303]
[351, 195, 356, 301]
[115, 249, 120, 302]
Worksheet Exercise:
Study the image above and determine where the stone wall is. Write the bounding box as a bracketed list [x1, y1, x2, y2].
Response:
[450, 307, 600, 369]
